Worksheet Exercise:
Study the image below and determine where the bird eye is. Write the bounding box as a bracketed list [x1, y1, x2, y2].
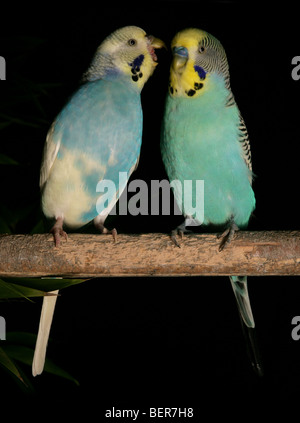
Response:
[199, 46, 205, 53]
[128, 39, 137, 46]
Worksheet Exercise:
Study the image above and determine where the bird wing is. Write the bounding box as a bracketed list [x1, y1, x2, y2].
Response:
[227, 94, 253, 177]
[238, 113, 253, 174]
[39, 122, 61, 190]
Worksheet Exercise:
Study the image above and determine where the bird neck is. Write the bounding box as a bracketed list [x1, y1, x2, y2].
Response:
[82, 52, 151, 92]
[170, 71, 232, 109]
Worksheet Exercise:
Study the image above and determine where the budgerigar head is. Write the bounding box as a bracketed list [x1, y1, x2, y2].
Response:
[83, 26, 165, 90]
[169, 28, 230, 98]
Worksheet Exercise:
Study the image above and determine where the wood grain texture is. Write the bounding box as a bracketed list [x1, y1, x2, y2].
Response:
[0, 231, 300, 278]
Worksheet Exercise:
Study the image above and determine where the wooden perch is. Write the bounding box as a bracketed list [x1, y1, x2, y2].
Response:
[0, 231, 300, 278]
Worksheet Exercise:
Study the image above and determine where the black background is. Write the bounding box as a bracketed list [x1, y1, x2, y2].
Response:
[1, 0, 300, 417]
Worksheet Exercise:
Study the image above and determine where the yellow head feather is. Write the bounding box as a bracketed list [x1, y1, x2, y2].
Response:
[171, 28, 209, 51]
[169, 28, 228, 98]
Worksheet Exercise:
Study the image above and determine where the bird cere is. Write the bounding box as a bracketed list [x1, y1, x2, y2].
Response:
[34, 26, 262, 377]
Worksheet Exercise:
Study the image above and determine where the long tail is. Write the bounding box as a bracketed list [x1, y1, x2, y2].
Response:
[32, 290, 59, 376]
[229, 276, 263, 376]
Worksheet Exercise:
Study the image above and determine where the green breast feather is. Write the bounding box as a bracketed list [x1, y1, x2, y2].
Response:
[161, 73, 255, 228]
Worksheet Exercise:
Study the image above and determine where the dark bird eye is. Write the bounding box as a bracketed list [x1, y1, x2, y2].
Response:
[199, 46, 205, 53]
[128, 39, 137, 46]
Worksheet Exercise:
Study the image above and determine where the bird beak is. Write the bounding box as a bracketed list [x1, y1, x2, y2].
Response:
[148, 35, 166, 50]
[147, 35, 167, 64]
[172, 46, 188, 72]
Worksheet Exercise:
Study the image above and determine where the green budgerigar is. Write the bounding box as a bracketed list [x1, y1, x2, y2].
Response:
[161, 28, 262, 375]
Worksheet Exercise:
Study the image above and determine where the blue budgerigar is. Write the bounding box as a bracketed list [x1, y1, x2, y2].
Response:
[33, 26, 165, 376]
[161, 28, 262, 375]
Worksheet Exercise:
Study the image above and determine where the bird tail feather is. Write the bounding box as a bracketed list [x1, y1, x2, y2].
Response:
[229, 276, 254, 328]
[229, 276, 263, 376]
[32, 290, 59, 376]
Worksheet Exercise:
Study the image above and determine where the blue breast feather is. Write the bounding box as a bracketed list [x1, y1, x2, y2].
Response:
[48, 78, 143, 225]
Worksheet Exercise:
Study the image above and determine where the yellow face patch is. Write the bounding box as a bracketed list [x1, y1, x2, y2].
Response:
[122, 52, 157, 90]
[169, 28, 210, 98]
[169, 60, 209, 98]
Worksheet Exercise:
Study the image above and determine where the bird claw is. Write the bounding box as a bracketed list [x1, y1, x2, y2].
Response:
[170, 225, 193, 248]
[171, 229, 183, 248]
[101, 227, 118, 242]
[110, 228, 117, 242]
[218, 222, 239, 251]
[50, 218, 68, 247]
[95, 222, 117, 242]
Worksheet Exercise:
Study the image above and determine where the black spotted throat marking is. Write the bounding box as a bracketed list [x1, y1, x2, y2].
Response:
[130, 54, 144, 82]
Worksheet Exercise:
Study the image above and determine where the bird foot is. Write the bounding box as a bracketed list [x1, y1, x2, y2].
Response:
[95, 222, 117, 242]
[218, 221, 239, 251]
[171, 224, 193, 248]
[50, 217, 68, 247]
